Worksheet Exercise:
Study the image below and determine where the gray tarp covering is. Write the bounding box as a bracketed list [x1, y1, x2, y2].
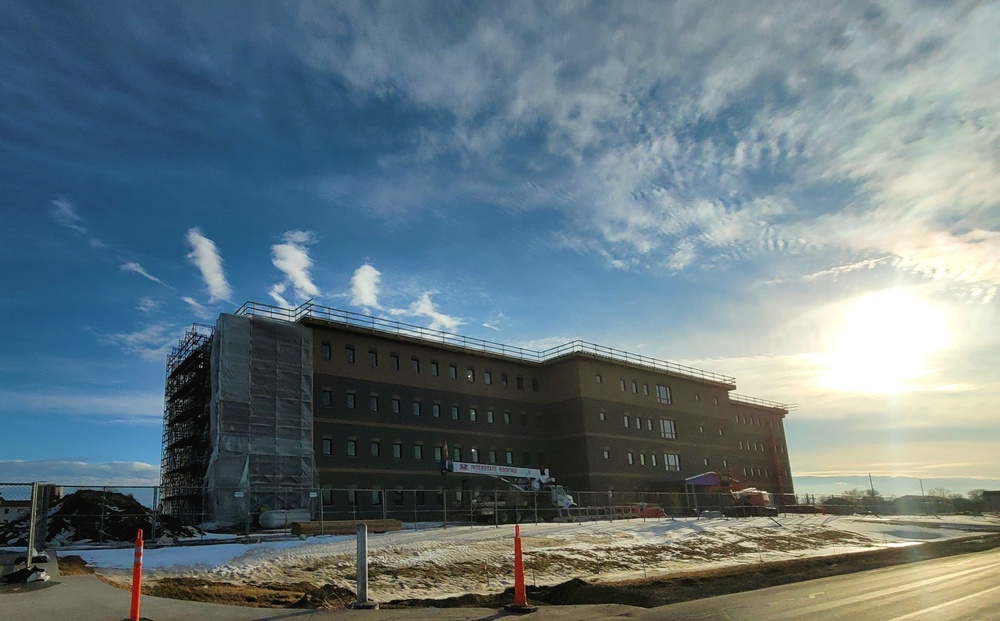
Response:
[206, 314, 316, 526]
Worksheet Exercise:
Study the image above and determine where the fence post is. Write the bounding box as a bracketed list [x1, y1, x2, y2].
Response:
[319, 489, 325, 536]
[150, 486, 159, 541]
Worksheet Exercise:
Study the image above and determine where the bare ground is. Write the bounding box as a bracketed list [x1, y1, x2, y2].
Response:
[72, 532, 1000, 610]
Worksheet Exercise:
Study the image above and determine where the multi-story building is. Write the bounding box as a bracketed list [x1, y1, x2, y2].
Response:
[161, 301, 794, 524]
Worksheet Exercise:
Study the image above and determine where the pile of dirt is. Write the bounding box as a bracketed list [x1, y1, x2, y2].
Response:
[143, 577, 315, 608]
[0, 490, 196, 546]
[291, 583, 357, 609]
[56, 555, 94, 575]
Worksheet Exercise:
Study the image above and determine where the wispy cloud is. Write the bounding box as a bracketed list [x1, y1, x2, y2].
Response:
[136, 297, 159, 313]
[51, 197, 105, 249]
[181, 296, 212, 320]
[389, 292, 462, 332]
[350, 263, 381, 309]
[186, 228, 232, 303]
[99, 323, 178, 362]
[0, 459, 160, 486]
[271, 230, 319, 303]
[0, 389, 163, 422]
[121, 261, 169, 287]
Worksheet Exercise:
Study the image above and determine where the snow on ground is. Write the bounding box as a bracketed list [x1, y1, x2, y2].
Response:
[77, 514, 1000, 602]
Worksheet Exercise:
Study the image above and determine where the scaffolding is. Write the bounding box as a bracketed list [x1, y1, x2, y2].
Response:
[160, 324, 215, 522]
[204, 314, 317, 526]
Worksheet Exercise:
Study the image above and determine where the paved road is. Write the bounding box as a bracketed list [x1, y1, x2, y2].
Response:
[640, 547, 1000, 620]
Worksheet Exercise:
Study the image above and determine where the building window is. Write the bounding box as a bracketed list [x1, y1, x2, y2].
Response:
[619, 379, 626, 391]
[714, 397, 719, 405]
[505, 451, 513, 465]
[651, 454, 658, 467]
[369, 350, 378, 367]
[392, 443, 402, 458]
[656, 384, 671, 404]
[321, 390, 332, 407]
[743, 467, 748, 476]
[531, 378, 539, 391]
[469, 408, 478, 422]
[416, 491, 426, 505]
[599, 411, 606, 421]
[516, 375, 524, 389]
[432, 403, 441, 418]
[487, 410, 494, 424]
[452, 447, 461, 461]
[603, 449, 610, 460]
[321, 438, 332, 456]
[718, 428, 724, 436]
[347, 440, 357, 457]
[703, 457, 709, 466]
[412, 357, 420, 372]
[723, 459, 728, 467]
[520, 412, 528, 426]
[623, 416, 630, 428]
[643, 383, 649, 396]
[695, 393, 700, 402]
[639, 453, 646, 466]
[433, 446, 443, 462]
[631, 381, 638, 394]
[449, 364, 458, 379]
[699, 425, 704, 434]
[596, 373, 602, 383]
[647, 418, 653, 431]
[414, 445, 424, 460]
[393, 491, 405, 506]
[470, 448, 479, 463]
[635, 416, 641, 429]
[370, 396, 379, 412]
[346, 394, 356, 409]
[467, 368, 475, 382]
[664, 453, 680, 471]
[501, 373, 509, 387]
[321, 342, 332, 360]
[489, 450, 497, 463]
[390, 354, 399, 370]
[739, 441, 744, 450]
[412, 401, 421, 416]
[371, 442, 380, 457]
[503, 411, 510, 425]
[392, 398, 400, 414]
[484, 371, 492, 384]
[451, 406, 459, 420]
[627, 452, 634, 465]
[346, 346, 356, 364]
[371, 490, 382, 506]
[660, 419, 676, 439]
[431, 361, 439, 376]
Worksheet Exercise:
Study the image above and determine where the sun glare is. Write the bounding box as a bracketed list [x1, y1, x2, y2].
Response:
[822, 289, 948, 394]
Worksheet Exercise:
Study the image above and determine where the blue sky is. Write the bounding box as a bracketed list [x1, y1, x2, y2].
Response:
[2, 1, 998, 497]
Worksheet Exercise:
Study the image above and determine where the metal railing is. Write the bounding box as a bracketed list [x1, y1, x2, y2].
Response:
[235, 300, 740, 389]
[730, 393, 797, 411]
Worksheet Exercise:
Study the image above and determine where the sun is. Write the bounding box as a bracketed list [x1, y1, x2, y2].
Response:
[821, 289, 948, 394]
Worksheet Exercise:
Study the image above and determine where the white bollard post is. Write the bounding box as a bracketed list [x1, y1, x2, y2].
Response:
[351, 523, 378, 609]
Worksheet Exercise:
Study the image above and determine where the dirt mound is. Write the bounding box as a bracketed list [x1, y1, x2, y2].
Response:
[0, 490, 196, 546]
[145, 577, 314, 607]
[56, 554, 94, 575]
[291, 583, 357, 609]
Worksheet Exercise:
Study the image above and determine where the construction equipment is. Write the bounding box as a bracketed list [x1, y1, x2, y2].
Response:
[441, 459, 576, 523]
[684, 471, 778, 517]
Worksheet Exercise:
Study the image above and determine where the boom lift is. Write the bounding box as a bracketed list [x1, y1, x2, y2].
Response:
[684, 471, 778, 517]
[441, 458, 576, 523]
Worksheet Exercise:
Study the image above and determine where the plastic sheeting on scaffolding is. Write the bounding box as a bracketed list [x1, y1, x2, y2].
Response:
[205, 313, 317, 526]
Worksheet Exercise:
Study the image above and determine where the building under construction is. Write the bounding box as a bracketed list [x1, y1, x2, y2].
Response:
[162, 301, 795, 525]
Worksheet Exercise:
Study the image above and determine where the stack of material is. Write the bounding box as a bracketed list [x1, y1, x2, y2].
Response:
[290, 519, 403, 536]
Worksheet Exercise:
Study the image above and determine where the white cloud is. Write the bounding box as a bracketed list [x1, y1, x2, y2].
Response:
[186, 228, 232, 303]
[136, 297, 159, 313]
[121, 261, 168, 287]
[0, 389, 163, 422]
[268, 283, 293, 309]
[0, 460, 160, 487]
[51, 197, 106, 248]
[271, 230, 319, 302]
[181, 296, 212, 320]
[389, 292, 462, 332]
[100, 323, 178, 362]
[350, 264, 381, 308]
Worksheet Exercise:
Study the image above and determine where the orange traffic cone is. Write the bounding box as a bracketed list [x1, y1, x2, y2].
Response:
[504, 525, 537, 614]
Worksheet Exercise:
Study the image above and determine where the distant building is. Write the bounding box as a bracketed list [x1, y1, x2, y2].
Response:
[0, 499, 31, 523]
[161, 301, 795, 524]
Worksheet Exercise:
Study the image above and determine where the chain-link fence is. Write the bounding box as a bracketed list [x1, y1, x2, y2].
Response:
[2, 483, 993, 552]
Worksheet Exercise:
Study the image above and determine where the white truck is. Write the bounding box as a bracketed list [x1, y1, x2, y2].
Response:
[442, 459, 576, 523]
